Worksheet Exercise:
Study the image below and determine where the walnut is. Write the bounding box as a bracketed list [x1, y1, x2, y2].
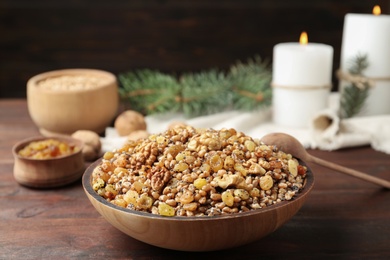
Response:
[248, 163, 266, 175]
[114, 110, 147, 136]
[71, 130, 101, 161]
[150, 167, 171, 191]
[213, 173, 249, 190]
[127, 130, 150, 141]
[151, 173, 164, 191]
[167, 121, 187, 130]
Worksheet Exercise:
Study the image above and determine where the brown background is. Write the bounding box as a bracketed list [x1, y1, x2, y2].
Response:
[1, 0, 389, 98]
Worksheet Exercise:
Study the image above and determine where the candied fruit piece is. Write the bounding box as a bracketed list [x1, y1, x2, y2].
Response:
[124, 190, 139, 205]
[103, 151, 114, 160]
[158, 203, 175, 216]
[221, 190, 234, 207]
[288, 159, 298, 177]
[297, 165, 307, 175]
[194, 178, 207, 190]
[123, 190, 139, 205]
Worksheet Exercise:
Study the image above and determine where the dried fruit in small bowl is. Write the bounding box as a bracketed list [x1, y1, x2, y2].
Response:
[13, 136, 84, 188]
[17, 138, 80, 159]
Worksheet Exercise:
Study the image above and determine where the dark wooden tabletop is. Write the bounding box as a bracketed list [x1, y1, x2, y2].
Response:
[1, 99, 389, 259]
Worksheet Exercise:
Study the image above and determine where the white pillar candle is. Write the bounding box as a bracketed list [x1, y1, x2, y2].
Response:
[340, 7, 390, 115]
[272, 33, 334, 128]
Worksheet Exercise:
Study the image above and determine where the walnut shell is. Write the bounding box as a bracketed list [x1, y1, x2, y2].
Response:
[168, 121, 188, 130]
[114, 110, 147, 136]
[71, 130, 102, 161]
[127, 130, 150, 141]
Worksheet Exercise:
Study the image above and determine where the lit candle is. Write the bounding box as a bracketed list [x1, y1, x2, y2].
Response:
[272, 32, 334, 128]
[340, 5, 390, 115]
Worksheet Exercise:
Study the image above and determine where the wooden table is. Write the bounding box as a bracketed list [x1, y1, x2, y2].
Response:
[1, 99, 389, 259]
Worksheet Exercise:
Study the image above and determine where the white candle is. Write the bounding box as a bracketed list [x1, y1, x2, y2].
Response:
[340, 6, 390, 115]
[272, 32, 334, 128]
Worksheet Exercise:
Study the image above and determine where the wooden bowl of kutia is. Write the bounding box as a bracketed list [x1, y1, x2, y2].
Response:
[27, 68, 119, 136]
[82, 126, 314, 251]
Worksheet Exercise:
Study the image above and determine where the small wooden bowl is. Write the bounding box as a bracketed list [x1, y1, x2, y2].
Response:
[27, 68, 119, 136]
[13, 136, 85, 188]
[82, 159, 314, 251]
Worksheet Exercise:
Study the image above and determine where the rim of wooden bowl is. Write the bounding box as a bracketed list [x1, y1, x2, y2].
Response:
[27, 68, 117, 94]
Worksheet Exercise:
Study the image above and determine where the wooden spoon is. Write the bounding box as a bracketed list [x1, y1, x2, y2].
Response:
[261, 132, 390, 189]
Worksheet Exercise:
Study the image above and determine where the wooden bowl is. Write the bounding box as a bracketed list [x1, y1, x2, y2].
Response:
[13, 136, 85, 188]
[82, 159, 314, 252]
[27, 68, 119, 136]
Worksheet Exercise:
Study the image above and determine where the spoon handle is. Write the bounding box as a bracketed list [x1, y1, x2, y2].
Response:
[309, 155, 390, 189]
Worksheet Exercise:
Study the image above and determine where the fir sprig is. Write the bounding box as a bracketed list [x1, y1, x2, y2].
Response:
[228, 56, 272, 110]
[118, 69, 181, 115]
[117, 56, 272, 118]
[180, 70, 232, 117]
[339, 54, 370, 119]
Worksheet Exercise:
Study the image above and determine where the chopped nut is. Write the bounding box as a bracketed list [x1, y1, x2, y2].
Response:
[248, 163, 266, 175]
[214, 174, 243, 189]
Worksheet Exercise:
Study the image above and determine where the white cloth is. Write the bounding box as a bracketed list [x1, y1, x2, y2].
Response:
[310, 108, 390, 154]
[102, 93, 390, 154]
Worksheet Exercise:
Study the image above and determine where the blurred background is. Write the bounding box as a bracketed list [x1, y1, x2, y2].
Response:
[1, 0, 389, 98]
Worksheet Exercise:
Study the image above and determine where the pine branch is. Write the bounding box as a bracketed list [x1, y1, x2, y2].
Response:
[180, 70, 232, 117]
[348, 53, 369, 75]
[228, 56, 272, 110]
[339, 54, 370, 119]
[117, 55, 272, 118]
[339, 83, 369, 118]
[118, 69, 181, 115]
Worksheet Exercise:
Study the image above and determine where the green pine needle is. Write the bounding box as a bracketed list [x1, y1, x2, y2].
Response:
[118, 69, 181, 115]
[228, 56, 272, 110]
[117, 55, 272, 118]
[339, 54, 370, 119]
[180, 70, 232, 117]
[339, 83, 369, 119]
[348, 53, 369, 75]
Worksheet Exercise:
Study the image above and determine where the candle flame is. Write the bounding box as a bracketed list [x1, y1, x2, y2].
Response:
[373, 5, 381, 15]
[299, 31, 308, 45]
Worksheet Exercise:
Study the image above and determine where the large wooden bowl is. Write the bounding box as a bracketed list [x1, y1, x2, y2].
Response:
[27, 68, 119, 136]
[82, 159, 314, 252]
[13, 136, 85, 188]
